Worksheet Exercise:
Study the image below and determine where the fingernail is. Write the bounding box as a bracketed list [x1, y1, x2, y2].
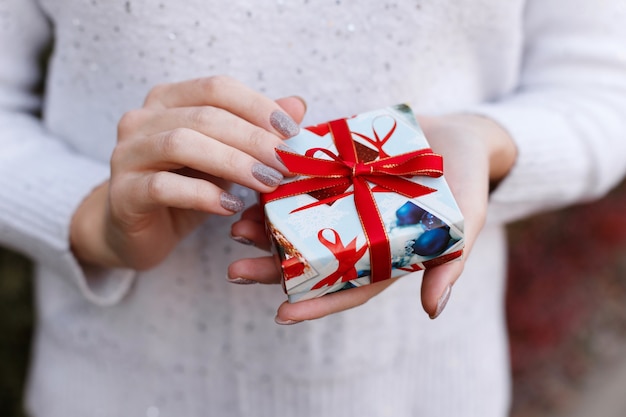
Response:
[274, 316, 301, 325]
[227, 276, 258, 285]
[220, 192, 245, 213]
[430, 284, 452, 320]
[275, 144, 297, 169]
[270, 110, 300, 138]
[252, 163, 283, 187]
[230, 234, 254, 246]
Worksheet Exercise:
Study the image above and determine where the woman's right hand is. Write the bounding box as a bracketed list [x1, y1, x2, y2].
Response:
[70, 76, 306, 270]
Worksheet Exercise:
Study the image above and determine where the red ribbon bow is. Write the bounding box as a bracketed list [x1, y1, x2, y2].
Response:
[263, 117, 444, 283]
[311, 229, 368, 289]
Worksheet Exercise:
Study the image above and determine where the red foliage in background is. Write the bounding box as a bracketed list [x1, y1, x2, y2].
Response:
[506, 180, 626, 415]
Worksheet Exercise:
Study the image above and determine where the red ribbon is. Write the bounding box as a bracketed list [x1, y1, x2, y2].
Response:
[352, 117, 396, 159]
[263, 117, 444, 283]
[282, 257, 306, 280]
[399, 250, 464, 273]
[311, 229, 368, 289]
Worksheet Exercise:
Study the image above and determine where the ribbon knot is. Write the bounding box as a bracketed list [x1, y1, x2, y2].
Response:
[352, 162, 373, 178]
[311, 229, 368, 290]
[263, 117, 444, 283]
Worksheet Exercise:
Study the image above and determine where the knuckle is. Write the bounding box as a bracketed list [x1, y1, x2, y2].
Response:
[146, 171, 168, 203]
[144, 82, 170, 105]
[117, 109, 146, 139]
[246, 127, 272, 150]
[245, 95, 267, 115]
[109, 144, 125, 171]
[188, 106, 217, 130]
[200, 75, 231, 95]
[190, 180, 209, 210]
[109, 139, 138, 175]
[158, 128, 187, 159]
[220, 147, 240, 172]
[107, 179, 123, 204]
[107, 180, 133, 222]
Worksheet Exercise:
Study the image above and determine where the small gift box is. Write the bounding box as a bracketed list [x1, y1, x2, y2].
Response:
[262, 104, 464, 302]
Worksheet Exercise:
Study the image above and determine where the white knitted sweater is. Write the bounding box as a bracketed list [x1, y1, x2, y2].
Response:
[1, 1, 626, 416]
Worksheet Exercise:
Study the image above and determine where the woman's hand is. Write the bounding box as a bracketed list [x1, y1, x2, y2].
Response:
[70, 76, 306, 270]
[228, 113, 516, 322]
[416, 114, 516, 318]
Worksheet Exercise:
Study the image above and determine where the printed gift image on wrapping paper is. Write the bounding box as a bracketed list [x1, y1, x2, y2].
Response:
[262, 104, 465, 302]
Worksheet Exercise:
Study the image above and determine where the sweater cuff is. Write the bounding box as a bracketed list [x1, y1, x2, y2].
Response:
[63, 252, 136, 306]
[470, 103, 591, 225]
[0, 128, 136, 305]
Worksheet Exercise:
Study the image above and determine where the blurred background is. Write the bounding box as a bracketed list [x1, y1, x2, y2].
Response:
[508, 178, 626, 417]
[0, 246, 33, 417]
[1, 179, 625, 417]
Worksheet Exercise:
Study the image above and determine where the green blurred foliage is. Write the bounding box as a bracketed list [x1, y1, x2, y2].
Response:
[0, 248, 33, 417]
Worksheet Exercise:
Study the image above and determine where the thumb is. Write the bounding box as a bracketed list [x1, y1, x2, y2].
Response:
[421, 258, 464, 319]
[275, 96, 307, 124]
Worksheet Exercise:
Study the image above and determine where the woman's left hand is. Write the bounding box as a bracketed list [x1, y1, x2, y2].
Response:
[228, 113, 516, 323]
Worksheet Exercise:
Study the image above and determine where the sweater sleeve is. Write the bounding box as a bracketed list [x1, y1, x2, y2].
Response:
[475, 0, 626, 225]
[0, 0, 135, 305]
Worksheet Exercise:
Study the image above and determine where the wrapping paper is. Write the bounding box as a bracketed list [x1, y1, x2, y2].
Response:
[262, 104, 464, 302]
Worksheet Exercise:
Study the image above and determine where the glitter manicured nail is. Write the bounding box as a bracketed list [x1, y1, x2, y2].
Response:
[270, 110, 300, 138]
[220, 192, 244, 213]
[430, 285, 452, 319]
[230, 235, 254, 246]
[275, 144, 297, 169]
[276, 143, 297, 153]
[227, 277, 258, 285]
[252, 163, 283, 187]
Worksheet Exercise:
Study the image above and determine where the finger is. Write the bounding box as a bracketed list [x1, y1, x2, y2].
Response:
[116, 170, 245, 216]
[122, 106, 293, 175]
[227, 256, 280, 284]
[275, 96, 307, 124]
[230, 204, 269, 249]
[143, 76, 301, 138]
[239, 204, 264, 222]
[275, 279, 396, 324]
[230, 219, 272, 251]
[420, 258, 465, 319]
[115, 128, 285, 193]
